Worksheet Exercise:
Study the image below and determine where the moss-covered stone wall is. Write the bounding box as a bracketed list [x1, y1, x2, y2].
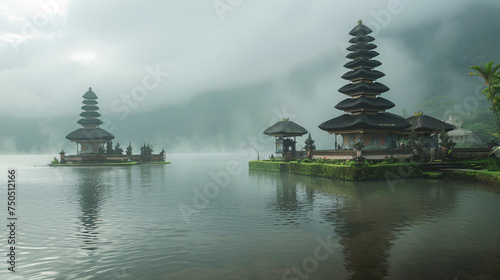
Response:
[249, 161, 423, 181]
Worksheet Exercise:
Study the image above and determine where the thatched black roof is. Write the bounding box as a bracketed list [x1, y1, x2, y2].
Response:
[346, 42, 377, 52]
[79, 111, 101, 118]
[264, 120, 308, 137]
[335, 96, 394, 111]
[349, 35, 375, 44]
[349, 23, 373, 36]
[319, 112, 411, 132]
[66, 128, 114, 141]
[81, 105, 99, 111]
[82, 99, 98, 105]
[344, 59, 381, 69]
[338, 82, 389, 95]
[82, 87, 98, 99]
[77, 118, 103, 126]
[346, 49, 379, 60]
[406, 115, 455, 133]
[341, 68, 385, 81]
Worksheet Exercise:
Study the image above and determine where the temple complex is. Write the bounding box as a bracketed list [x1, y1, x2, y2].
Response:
[55, 87, 167, 165]
[319, 21, 411, 149]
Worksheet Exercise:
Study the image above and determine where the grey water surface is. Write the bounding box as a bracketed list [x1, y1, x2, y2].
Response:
[1, 154, 499, 280]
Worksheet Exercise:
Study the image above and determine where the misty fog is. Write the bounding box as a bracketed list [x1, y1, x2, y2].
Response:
[1, 0, 499, 155]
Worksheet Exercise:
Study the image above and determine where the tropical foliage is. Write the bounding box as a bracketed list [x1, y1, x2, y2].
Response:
[468, 123, 495, 143]
[459, 110, 499, 146]
[469, 61, 500, 133]
[418, 96, 456, 118]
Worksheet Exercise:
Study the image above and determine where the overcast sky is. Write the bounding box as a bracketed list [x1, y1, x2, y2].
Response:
[1, 0, 499, 154]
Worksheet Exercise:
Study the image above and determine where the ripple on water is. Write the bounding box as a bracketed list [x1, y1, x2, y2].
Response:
[3, 155, 500, 280]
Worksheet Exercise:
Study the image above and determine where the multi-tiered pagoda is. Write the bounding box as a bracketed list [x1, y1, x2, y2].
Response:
[319, 21, 410, 149]
[65, 87, 114, 154]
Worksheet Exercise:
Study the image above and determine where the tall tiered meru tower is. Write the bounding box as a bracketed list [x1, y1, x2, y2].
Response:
[319, 21, 410, 149]
[66, 87, 114, 154]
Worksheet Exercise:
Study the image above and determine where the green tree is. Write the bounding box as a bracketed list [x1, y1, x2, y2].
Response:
[418, 96, 456, 118]
[462, 110, 499, 146]
[469, 61, 500, 133]
[304, 133, 316, 152]
[462, 110, 496, 128]
[126, 143, 133, 156]
[114, 143, 124, 155]
[479, 71, 500, 111]
[468, 123, 495, 144]
[106, 141, 114, 154]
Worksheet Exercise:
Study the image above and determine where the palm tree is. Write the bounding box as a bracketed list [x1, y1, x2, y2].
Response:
[482, 71, 500, 110]
[469, 61, 500, 133]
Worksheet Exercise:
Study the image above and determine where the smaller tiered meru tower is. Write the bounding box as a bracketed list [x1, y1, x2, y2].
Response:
[65, 87, 114, 154]
[319, 20, 410, 149]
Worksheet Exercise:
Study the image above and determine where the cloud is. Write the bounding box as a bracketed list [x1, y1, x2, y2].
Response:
[1, 0, 499, 152]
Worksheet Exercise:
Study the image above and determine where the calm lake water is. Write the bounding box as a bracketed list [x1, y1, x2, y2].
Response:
[1, 154, 500, 280]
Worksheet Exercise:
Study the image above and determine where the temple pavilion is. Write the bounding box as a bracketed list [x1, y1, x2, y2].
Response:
[264, 118, 308, 159]
[65, 87, 114, 154]
[319, 21, 411, 149]
[405, 114, 455, 136]
[403, 113, 456, 148]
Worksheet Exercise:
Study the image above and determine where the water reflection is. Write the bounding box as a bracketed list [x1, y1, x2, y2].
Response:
[275, 172, 298, 211]
[140, 164, 152, 186]
[140, 164, 168, 187]
[494, 232, 500, 278]
[71, 167, 111, 252]
[257, 171, 313, 226]
[324, 181, 457, 280]
[252, 171, 464, 280]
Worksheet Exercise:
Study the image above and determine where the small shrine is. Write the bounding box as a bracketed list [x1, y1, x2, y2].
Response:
[264, 118, 308, 159]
